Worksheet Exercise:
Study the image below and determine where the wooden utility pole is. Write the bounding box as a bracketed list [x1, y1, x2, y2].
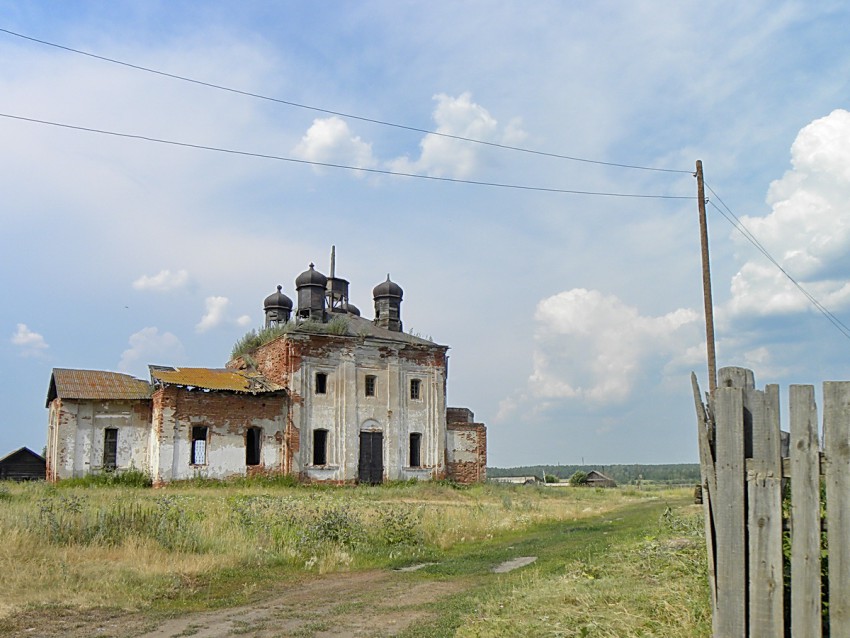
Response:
[696, 160, 717, 395]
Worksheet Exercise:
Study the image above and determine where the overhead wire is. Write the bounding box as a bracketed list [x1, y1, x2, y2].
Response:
[5, 30, 848, 340]
[0, 112, 695, 199]
[704, 181, 850, 340]
[0, 26, 693, 175]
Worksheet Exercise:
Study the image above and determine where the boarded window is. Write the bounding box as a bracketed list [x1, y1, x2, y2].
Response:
[103, 428, 118, 470]
[315, 372, 327, 394]
[246, 427, 261, 466]
[365, 375, 376, 397]
[409, 433, 422, 468]
[313, 429, 328, 465]
[410, 378, 421, 400]
[191, 426, 208, 465]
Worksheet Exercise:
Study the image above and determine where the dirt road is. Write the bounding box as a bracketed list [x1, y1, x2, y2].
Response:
[7, 567, 473, 638]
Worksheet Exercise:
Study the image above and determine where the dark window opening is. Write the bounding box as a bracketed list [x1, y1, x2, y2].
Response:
[246, 427, 262, 466]
[315, 372, 327, 394]
[191, 426, 208, 465]
[103, 428, 118, 470]
[365, 375, 376, 397]
[313, 429, 328, 465]
[410, 378, 421, 400]
[409, 433, 422, 468]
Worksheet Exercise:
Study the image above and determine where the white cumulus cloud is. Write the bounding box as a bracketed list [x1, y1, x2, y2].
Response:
[390, 92, 525, 179]
[196, 296, 231, 333]
[133, 269, 189, 292]
[11, 323, 49, 357]
[118, 327, 184, 374]
[524, 289, 698, 404]
[293, 116, 376, 171]
[728, 109, 850, 317]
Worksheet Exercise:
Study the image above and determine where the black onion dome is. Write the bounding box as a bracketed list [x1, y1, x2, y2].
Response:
[372, 274, 403, 299]
[295, 263, 328, 288]
[345, 303, 361, 316]
[264, 285, 293, 310]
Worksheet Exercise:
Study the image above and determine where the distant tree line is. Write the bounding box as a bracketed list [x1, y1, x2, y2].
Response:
[487, 463, 701, 485]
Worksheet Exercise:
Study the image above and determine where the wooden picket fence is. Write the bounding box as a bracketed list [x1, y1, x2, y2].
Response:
[692, 366, 850, 637]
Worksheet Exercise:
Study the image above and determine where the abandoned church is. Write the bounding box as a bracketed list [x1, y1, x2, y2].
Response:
[45, 257, 487, 485]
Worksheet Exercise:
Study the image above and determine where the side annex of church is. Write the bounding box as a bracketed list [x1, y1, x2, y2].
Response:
[45, 255, 487, 485]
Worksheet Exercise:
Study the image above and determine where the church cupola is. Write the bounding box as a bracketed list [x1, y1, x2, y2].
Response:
[295, 263, 328, 322]
[263, 285, 293, 328]
[373, 274, 403, 332]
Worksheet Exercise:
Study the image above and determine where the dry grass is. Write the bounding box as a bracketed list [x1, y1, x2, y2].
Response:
[0, 479, 684, 623]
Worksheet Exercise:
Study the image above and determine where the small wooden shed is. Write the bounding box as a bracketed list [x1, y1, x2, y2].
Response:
[0, 447, 46, 481]
[585, 470, 616, 488]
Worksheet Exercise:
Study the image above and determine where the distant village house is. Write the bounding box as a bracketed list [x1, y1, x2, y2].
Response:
[0, 447, 46, 481]
[584, 470, 616, 487]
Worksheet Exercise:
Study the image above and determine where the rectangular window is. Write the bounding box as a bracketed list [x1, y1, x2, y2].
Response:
[103, 428, 118, 470]
[409, 433, 422, 468]
[246, 427, 262, 466]
[315, 372, 327, 394]
[410, 378, 421, 400]
[365, 375, 376, 397]
[191, 426, 208, 465]
[313, 429, 328, 465]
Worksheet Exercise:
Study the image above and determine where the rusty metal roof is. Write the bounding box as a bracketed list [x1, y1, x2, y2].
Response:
[148, 366, 283, 394]
[47, 368, 152, 406]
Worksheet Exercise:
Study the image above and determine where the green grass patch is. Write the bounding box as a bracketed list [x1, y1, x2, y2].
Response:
[396, 499, 709, 638]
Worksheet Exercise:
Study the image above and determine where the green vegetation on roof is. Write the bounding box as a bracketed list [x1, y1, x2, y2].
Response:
[230, 316, 351, 360]
[230, 323, 293, 360]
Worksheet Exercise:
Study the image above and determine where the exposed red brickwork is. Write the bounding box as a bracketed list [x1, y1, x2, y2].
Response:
[236, 335, 302, 388]
[446, 422, 487, 484]
[285, 417, 300, 475]
[132, 399, 152, 423]
[171, 388, 286, 433]
[151, 386, 176, 443]
[447, 407, 474, 424]
[398, 345, 448, 367]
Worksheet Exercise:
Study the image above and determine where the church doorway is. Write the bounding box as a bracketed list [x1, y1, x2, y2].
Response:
[358, 431, 383, 484]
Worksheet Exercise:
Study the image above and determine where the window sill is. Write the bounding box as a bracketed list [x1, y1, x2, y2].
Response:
[307, 465, 339, 470]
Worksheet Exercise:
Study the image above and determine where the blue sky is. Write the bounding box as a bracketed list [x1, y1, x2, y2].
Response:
[2, 1, 850, 466]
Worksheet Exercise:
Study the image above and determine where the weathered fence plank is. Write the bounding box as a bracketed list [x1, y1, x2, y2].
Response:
[692, 373, 718, 629]
[694, 369, 847, 636]
[746, 385, 784, 636]
[824, 381, 850, 634]
[789, 384, 821, 638]
[715, 386, 747, 636]
[718, 366, 755, 390]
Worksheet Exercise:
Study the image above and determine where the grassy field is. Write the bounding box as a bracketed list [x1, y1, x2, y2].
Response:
[0, 479, 710, 637]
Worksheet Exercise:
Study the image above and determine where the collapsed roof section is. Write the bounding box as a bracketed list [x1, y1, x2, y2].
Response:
[148, 366, 284, 394]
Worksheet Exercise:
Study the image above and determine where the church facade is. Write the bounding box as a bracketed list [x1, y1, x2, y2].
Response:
[45, 258, 486, 485]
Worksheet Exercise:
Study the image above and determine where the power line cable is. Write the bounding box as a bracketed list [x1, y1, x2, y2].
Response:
[0, 112, 695, 199]
[0, 26, 693, 175]
[705, 182, 850, 340]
